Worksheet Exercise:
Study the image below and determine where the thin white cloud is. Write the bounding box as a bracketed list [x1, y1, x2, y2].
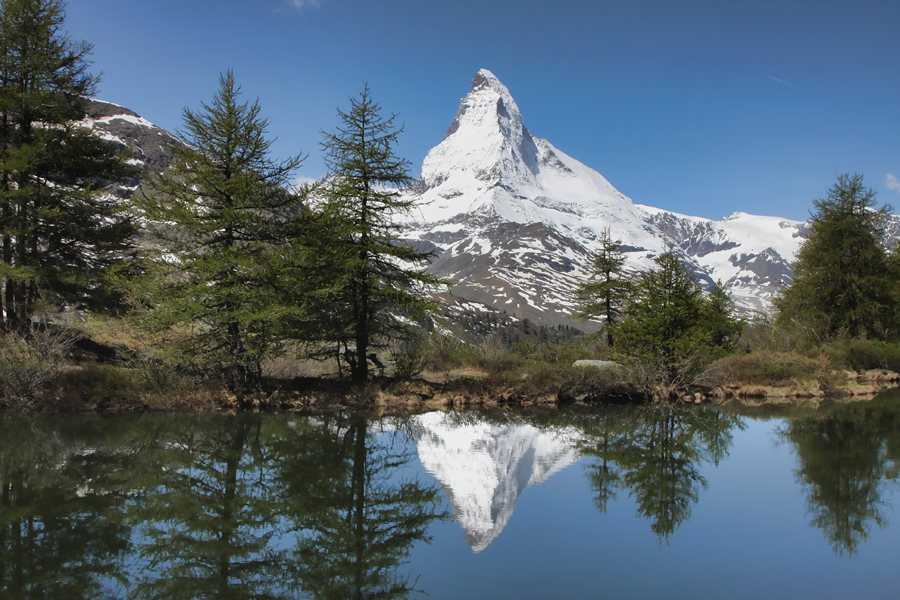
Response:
[284, 0, 322, 10]
[886, 174, 900, 193]
[768, 75, 801, 91]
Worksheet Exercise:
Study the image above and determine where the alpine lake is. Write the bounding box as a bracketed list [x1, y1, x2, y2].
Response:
[3, 388, 900, 599]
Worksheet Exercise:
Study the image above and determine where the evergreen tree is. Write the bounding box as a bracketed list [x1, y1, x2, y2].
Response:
[613, 252, 706, 364]
[703, 279, 744, 353]
[133, 71, 305, 393]
[0, 0, 137, 333]
[775, 173, 895, 341]
[576, 227, 631, 347]
[317, 84, 442, 383]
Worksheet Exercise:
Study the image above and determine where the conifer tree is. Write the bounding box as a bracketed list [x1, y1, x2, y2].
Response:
[703, 279, 744, 353]
[613, 251, 707, 370]
[0, 0, 136, 333]
[612, 252, 741, 397]
[134, 71, 305, 393]
[775, 174, 895, 340]
[576, 227, 631, 347]
[317, 84, 441, 383]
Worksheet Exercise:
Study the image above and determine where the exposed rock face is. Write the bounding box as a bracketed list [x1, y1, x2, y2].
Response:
[80, 99, 183, 199]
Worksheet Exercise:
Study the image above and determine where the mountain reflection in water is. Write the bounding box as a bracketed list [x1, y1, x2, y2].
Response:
[2, 393, 900, 598]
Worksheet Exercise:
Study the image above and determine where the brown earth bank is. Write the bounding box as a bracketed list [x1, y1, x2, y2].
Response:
[2, 362, 897, 413]
[702, 369, 900, 406]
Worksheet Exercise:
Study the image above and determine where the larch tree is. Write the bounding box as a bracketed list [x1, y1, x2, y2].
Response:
[576, 227, 631, 347]
[133, 70, 305, 394]
[775, 174, 895, 341]
[317, 84, 442, 383]
[0, 0, 137, 333]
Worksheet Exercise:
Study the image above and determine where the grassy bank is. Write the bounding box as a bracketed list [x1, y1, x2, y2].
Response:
[2, 320, 899, 413]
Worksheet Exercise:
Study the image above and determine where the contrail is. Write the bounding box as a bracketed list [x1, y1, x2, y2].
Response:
[768, 75, 801, 91]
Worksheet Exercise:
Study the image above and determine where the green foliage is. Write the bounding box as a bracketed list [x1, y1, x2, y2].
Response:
[576, 227, 631, 346]
[704, 280, 744, 353]
[314, 83, 443, 382]
[131, 71, 305, 393]
[699, 350, 822, 388]
[420, 331, 477, 370]
[612, 252, 742, 398]
[775, 173, 896, 341]
[0, 0, 137, 332]
[821, 340, 900, 373]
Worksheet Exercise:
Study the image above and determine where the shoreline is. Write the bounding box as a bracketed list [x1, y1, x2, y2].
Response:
[2, 367, 897, 414]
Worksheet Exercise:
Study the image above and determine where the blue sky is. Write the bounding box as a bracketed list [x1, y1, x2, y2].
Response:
[67, 0, 899, 221]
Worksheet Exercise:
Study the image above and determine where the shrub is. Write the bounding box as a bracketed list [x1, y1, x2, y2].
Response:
[822, 340, 900, 373]
[0, 328, 77, 402]
[47, 363, 144, 408]
[698, 350, 822, 388]
[390, 336, 427, 380]
[422, 332, 477, 370]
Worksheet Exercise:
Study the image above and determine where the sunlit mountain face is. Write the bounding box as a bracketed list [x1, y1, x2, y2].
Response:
[398, 69, 880, 322]
[88, 73, 900, 325]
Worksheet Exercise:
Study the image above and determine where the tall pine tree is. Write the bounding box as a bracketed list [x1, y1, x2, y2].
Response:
[0, 0, 136, 333]
[775, 174, 895, 341]
[576, 227, 631, 347]
[133, 71, 305, 393]
[317, 84, 441, 383]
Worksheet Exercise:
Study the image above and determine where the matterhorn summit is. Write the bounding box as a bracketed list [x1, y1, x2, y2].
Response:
[402, 70, 813, 320]
[408, 69, 654, 247]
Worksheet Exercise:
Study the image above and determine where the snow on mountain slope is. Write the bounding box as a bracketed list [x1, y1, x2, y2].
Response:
[83, 100, 182, 171]
[409, 411, 581, 552]
[401, 69, 813, 320]
[407, 69, 662, 267]
[640, 206, 806, 312]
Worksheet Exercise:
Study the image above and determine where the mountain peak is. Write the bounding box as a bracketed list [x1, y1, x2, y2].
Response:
[409, 69, 644, 230]
[471, 68, 504, 93]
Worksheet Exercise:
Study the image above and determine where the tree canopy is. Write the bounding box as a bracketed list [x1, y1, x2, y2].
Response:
[775, 173, 896, 341]
[0, 0, 137, 333]
[315, 84, 442, 382]
[611, 251, 743, 398]
[132, 70, 305, 393]
[576, 227, 631, 347]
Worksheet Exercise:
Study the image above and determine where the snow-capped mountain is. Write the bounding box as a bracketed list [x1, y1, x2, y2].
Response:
[400, 69, 813, 320]
[409, 412, 581, 552]
[84, 75, 899, 324]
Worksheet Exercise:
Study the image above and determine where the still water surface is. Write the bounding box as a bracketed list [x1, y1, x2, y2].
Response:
[2, 389, 900, 599]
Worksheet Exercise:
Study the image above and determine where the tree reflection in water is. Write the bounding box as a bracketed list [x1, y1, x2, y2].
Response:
[579, 405, 744, 540]
[0, 415, 163, 599]
[779, 392, 900, 556]
[0, 413, 445, 599]
[127, 414, 291, 599]
[274, 413, 446, 600]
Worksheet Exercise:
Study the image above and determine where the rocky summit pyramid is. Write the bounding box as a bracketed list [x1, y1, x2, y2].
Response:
[400, 69, 813, 324]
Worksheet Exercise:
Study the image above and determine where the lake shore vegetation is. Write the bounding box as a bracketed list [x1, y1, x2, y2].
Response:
[1, 2, 899, 413]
